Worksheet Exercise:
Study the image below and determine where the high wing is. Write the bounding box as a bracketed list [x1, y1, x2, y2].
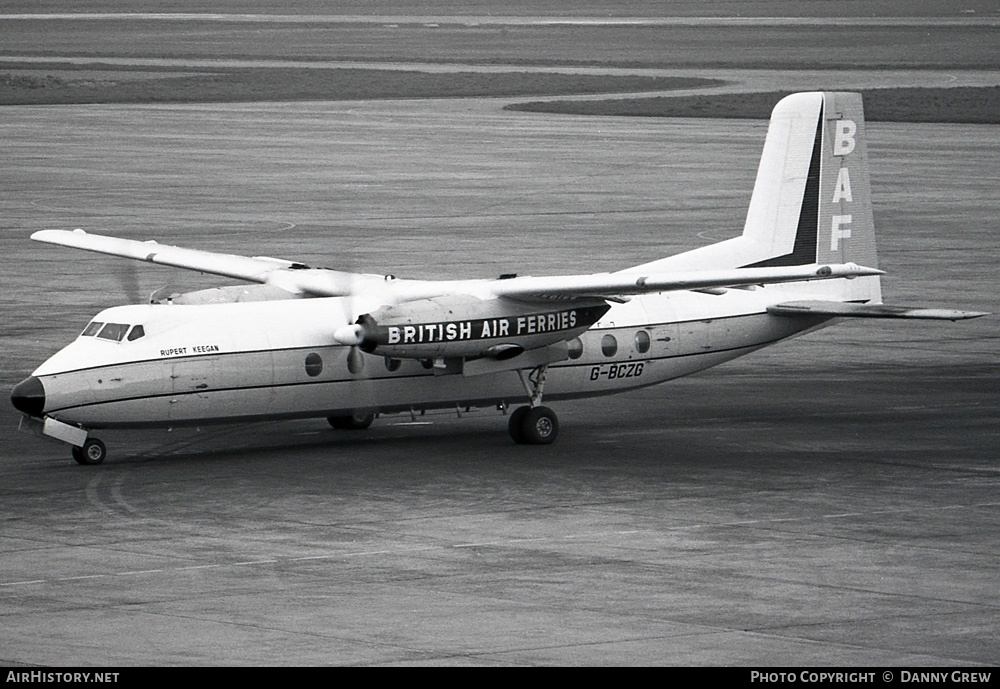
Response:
[32, 229, 883, 303]
[30, 229, 381, 297]
[32, 229, 304, 281]
[485, 263, 881, 302]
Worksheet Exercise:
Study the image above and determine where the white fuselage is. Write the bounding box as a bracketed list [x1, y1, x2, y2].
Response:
[32, 284, 830, 429]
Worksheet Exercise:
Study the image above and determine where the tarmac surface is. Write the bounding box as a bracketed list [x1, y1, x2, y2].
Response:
[1, 96, 997, 666]
[2, 0, 999, 669]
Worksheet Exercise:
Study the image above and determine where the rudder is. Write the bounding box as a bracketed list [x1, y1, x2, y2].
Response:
[814, 92, 879, 271]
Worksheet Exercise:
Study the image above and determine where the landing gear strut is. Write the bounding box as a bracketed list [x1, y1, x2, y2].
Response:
[509, 365, 559, 445]
[71, 437, 107, 465]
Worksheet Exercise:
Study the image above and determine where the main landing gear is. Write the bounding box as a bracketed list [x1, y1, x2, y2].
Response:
[71, 437, 107, 465]
[508, 365, 559, 445]
[327, 412, 377, 430]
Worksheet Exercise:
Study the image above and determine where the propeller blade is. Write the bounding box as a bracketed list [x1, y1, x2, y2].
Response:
[114, 258, 142, 304]
[346, 346, 365, 374]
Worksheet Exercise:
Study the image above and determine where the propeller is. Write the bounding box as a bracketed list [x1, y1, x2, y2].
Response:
[329, 257, 383, 426]
[113, 256, 143, 304]
[334, 314, 377, 374]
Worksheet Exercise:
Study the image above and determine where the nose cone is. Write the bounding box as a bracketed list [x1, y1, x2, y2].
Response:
[11, 376, 45, 417]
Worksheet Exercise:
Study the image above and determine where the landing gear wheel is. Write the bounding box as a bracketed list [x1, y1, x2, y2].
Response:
[72, 438, 107, 465]
[507, 406, 530, 444]
[327, 412, 376, 430]
[522, 406, 559, 445]
[509, 406, 559, 445]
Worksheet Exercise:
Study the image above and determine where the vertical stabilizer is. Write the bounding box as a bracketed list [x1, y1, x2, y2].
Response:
[741, 92, 879, 273]
[632, 91, 882, 303]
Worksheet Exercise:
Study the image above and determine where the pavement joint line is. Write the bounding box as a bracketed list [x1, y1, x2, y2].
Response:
[454, 537, 544, 547]
[115, 569, 165, 575]
[0, 580, 47, 587]
[291, 545, 439, 560]
[2, 506, 995, 588]
[564, 530, 642, 538]
[455, 530, 641, 547]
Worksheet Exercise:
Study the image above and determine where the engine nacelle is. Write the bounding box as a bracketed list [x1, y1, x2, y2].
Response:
[337, 295, 609, 360]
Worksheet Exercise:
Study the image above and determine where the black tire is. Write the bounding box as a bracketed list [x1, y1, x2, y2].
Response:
[520, 406, 559, 445]
[72, 438, 107, 465]
[327, 412, 376, 430]
[507, 406, 530, 444]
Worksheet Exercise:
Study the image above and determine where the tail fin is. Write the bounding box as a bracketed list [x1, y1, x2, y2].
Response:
[741, 91, 879, 273]
[635, 91, 882, 302]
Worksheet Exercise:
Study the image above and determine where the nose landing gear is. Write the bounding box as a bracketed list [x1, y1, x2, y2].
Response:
[17, 414, 108, 465]
[71, 438, 107, 465]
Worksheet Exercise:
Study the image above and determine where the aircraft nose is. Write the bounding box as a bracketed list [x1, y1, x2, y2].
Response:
[11, 376, 45, 417]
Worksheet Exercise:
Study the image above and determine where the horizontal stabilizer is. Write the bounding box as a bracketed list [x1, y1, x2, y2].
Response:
[767, 300, 988, 321]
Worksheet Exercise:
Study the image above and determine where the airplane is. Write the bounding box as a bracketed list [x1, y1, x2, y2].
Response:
[10, 91, 986, 465]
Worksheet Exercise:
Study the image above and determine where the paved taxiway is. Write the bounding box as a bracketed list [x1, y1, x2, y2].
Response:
[4, 56, 999, 97]
[1, 99, 997, 665]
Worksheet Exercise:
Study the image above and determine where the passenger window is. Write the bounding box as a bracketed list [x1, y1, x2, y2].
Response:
[82, 321, 104, 337]
[634, 330, 650, 354]
[567, 337, 583, 360]
[304, 352, 323, 377]
[97, 323, 129, 342]
[127, 325, 145, 341]
[601, 334, 618, 357]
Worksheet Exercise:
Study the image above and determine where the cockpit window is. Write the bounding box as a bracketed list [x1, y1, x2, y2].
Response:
[96, 323, 130, 342]
[82, 321, 104, 337]
[127, 325, 145, 341]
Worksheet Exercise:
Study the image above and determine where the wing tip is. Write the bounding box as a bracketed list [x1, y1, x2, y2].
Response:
[31, 228, 84, 241]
